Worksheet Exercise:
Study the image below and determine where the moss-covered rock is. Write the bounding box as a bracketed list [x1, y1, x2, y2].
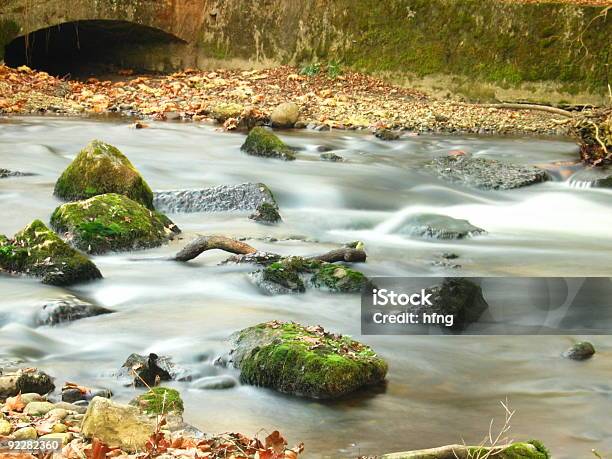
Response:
[249, 202, 282, 224]
[54, 140, 154, 209]
[311, 263, 369, 293]
[240, 127, 296, 160]
[231, 321, 388, 399]
[0, 220, 101, 286]
[133, 387, 184, 416]
[50, 193, 180, 254]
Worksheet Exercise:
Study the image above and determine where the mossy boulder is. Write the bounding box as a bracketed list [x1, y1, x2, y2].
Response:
[0, 220, 101, 286]
[54, 140, 154, 209]
[241, 127, 296, 160]
[133, 387, 184, 416]
[50, 193, 180, 254]
[249, 202, 282, 224]
[311, 263, 369, 293]
[231, 321, 388, 399]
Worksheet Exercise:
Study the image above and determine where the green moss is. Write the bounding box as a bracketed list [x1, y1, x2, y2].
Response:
[54, 140, 154, 209]
[240, 127, 295, 160]
[261, 259, 307, 293]
[0, 220, 101, 286]
[136, 387, 184, 416]
[232, 321, 388, 399]
[468, 441, 550, 459]
[50, 193, 180, 254]
[311, 263, 368, 293]
[208, 102, 244, 122]
[249, 202, 282, 224]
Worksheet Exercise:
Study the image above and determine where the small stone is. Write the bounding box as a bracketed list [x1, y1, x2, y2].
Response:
[53, 401, 87, 414]
[20, 393, 45, 405]
[563, 342, 596, 361]
[52, 423, 68, 433]
[164, 111, 181, 121]
[0, 419, 11, 436]
[40, 432, 73, 445]
[191, 375, 238, 390]
[13, 426, 38, 440]
[374, 129, 400, 140]
[24, 401, 56, 416]
[249, 203, 282, 224]
[47, 408, 68, 420]
[320, 152, 344, 162]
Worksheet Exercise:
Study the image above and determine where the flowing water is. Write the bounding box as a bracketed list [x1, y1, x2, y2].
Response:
[0, 117, 611, 458]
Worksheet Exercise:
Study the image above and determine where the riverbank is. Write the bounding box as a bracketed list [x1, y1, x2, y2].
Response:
[0, 65, 574, 137]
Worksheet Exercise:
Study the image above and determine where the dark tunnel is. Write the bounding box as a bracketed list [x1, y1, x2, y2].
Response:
[4, 20, 185, 78]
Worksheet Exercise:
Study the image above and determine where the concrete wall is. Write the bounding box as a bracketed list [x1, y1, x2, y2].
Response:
[1, 0, 610, 104]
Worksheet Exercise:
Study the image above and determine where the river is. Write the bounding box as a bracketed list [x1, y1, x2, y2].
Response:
[0, 117, 611, 458]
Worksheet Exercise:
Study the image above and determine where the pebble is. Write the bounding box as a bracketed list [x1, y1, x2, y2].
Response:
[0, 419, 11, 436]
[13, 426, 38, 440]
[23, 401, 56, 416]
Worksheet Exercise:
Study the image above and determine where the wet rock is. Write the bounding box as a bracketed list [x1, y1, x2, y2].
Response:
[231, 321, 388, 399]
[222, 251, 282, 266]
[20, 393, 45, 405]
[53, 401, 87, 414]
[431, 252, 462, 269]
[121, 353, 176, 387]
[320, 152, 345, 162]
[209, 102, 244, 123]
[132, 387, 184, 415]
[0, 368, 55, 399]
[567, 167, 612, 188]
[23, 401, 55, 416]
[36, 295, 113, 326]
[61, 386, 112, 404]
[375, 129, 400, 141]
[426, 155, 550, 190]
[249, 202, 282, 224]
[414, 278, 488, 332]
[0, 220, 102, 286]
[394, 213, 485, 239]
[241, 127, 296, 160]
[81, 397, 156, 452]
[563, 341, 595, 361]
[51, 193, 180, 254]
[0, 168, 32, 178]
[54, 140, 155, 209]
[153, 182, 278, 214]
[311, 264, 370, 293]
[0, 357, 25, 372]
[249, 266, 305, 295]
[270, 102, 299, 128]
[191, 375, 237, 390]
[13, 426, 38, 440]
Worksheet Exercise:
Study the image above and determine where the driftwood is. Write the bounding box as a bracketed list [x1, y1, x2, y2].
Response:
[310, 248, 366, 263]
[175, 236, 257, 262]
[175, 236, 367, 264]
[479, 103, 573, 118]
[382, 442, 539, 459]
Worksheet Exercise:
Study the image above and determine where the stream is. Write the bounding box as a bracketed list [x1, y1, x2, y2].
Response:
[1, 117, 611, 458]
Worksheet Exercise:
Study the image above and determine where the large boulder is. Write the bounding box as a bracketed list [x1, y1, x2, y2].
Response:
[54, 140, 154, 209]
[0, 220, 101, 286]
[231, 321, 388, 399]
[36, 295, 113, 326]
[81, 397, 156, 452]
[0, 368, 55, 399]
[426, 155, 549, 190]
[310, 264, 369, 293]
[241, 127, 296, 160]
[270, 102, 299, 128]
[153, 182, 278, 214]
[393, 213, 485, 239]
[50, 193, 180, 254]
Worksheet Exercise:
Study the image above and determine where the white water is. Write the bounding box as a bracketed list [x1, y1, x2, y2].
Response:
[0, 117, 611, 458]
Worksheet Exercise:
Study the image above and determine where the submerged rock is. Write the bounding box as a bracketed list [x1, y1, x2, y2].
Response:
[270, 102, 299, 128]
[153, 182, 278, 214]
[231, 321, 388, 399]
[191, 375, 238, 390]
[241, 127, 296, 160]
[0, 168, 32, 178]
[375, 129, 400, 141]
[568, 167, 612, 188]
[0, 368, 55, 399]
[51, 193, 180, 254]
[54, 140, 154, 209]
[320, 152, 345, 162]
[0, 220, 102, 286]
[415, 278, 489, 332]
[563, 341, 595, 361]
[81, 397, 156, 452]
[36, 295, 113, 326]
[395, 213, 485, 239]
[249, 259, 308, 295]
[426, 155, 549, 190]
[249, 202, 282, 224]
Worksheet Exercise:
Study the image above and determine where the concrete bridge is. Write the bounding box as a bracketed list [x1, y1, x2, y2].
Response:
[0, 0, 610, 104]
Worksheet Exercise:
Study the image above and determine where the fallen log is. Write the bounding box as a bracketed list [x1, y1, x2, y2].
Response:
[479, 103, 573, 117]
[382, 441, 548, 459]
[309, 248, 366, 263]
[175, 236, 257, 262]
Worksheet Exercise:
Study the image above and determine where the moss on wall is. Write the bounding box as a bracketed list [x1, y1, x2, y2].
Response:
[0, 19, 19, 60]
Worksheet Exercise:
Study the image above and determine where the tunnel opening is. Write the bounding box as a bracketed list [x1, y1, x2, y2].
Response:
[4, 20, 186, 78]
